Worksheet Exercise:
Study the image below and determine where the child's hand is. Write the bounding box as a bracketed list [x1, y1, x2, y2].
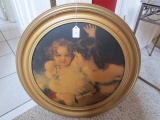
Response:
[83, 24, 96, 38]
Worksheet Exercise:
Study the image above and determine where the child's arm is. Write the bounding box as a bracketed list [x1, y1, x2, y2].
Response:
[44, 60, 56, 78]
[76, 79, 96, 94]
[83, 24, 96, 38]
[84, 82, 96, 94]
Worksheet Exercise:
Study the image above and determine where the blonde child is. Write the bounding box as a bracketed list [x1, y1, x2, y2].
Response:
[44, 38, 96, 106]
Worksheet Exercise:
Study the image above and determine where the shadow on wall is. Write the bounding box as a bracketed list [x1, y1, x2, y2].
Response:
[50, 0, 56, 7]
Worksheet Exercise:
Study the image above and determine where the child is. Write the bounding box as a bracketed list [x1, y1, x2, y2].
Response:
[44, 38, 96, 106]
[73, 37, 125, 105]
[45, 38, 74, 79]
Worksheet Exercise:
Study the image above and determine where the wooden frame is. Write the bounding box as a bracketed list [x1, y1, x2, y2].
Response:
[16, 3, 140, 117]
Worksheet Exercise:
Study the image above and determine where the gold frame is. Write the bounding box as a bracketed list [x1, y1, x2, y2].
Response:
[16, 3, 140, 117]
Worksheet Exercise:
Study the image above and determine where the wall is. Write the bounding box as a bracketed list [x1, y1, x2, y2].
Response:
[11, 0, 51, 34]
[2, 0, 16, 22]
[115, 0, 160, 49]
[0, 0, 7, 20]
[11, 0, 92, 34]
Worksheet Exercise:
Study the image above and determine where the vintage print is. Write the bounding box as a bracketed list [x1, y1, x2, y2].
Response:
[32, 22, 125, 107]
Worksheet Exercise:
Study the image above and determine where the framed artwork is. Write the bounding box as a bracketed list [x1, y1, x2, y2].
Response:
[16, 3, 140, 117]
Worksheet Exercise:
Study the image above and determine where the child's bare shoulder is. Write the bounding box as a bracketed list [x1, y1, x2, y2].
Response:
[107, 64, 124, 77]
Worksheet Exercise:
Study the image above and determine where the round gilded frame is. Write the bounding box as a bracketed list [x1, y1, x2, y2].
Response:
[16, 3, 140, 117]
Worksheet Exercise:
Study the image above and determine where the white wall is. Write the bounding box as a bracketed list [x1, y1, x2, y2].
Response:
[11, 0, 51, 34]
[11, 0, 92, 34]
[0, 0, 7, 20]
[115, 0, 160, 49]
[2, 0, 16, 22]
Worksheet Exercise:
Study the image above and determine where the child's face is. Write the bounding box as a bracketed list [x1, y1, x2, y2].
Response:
[54, 46, 72, 67]
[73, 52, 86, 67]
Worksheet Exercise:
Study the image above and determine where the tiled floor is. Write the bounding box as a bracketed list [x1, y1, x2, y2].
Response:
[0, 19, 37, 120]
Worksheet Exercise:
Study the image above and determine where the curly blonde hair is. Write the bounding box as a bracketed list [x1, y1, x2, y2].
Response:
[45, 38, 74, 60]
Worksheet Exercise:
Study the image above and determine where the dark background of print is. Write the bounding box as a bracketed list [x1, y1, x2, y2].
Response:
[32, 22, 125, 74]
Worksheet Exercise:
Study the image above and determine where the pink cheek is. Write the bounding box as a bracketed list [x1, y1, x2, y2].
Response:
[57, 59, 61, 62]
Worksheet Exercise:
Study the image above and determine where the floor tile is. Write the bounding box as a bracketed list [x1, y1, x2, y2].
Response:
[2, 28, 21, 40]
[0, 100, 37, 120]
[8, 38, 20, 52]
[0, 22, 17, 32]
[0, 54, 16, 78]
[0, 42, 12, 56]
[0, 32, 5, 42]
[0, 73, 31, 116]
[14, 51, 16, 56]
[0, 19, 9, 25]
